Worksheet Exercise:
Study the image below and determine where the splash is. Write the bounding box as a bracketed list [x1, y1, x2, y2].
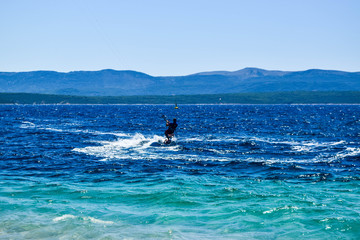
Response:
[73, 133, 178, 161]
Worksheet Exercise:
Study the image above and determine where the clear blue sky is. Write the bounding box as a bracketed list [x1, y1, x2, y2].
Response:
[1, 0, 359, 76]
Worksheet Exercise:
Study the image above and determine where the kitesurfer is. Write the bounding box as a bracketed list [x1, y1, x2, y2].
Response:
[165, 118, 178, 143]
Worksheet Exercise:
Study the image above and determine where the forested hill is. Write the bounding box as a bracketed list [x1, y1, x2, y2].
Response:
[0, 68, 360, 96]
[1, 91, 360, 104]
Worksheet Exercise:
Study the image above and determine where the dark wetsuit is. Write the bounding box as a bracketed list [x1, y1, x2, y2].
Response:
[165, 121, 178, 140]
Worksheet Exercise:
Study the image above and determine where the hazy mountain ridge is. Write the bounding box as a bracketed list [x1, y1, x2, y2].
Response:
[0, 68, 359, 96]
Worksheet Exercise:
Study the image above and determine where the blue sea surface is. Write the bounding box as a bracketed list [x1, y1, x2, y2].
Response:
[1, 104, 360, 239]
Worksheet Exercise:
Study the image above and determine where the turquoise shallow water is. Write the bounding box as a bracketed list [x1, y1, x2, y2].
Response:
[1, 105, 360, 239]
[1, 176, 359, 239]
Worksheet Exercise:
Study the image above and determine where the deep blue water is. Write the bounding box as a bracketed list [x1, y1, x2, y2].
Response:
[1, 105, 360, 239]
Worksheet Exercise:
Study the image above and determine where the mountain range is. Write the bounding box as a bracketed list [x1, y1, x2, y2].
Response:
[0, 68, 359, 96]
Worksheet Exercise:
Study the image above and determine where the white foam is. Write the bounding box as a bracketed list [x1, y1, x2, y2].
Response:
[207, 138, 235, 142]
[73, 133, 179, 161]
[23, 122, 129, 138]
[263, 206, 300, 214]
[292, 145, 312, 152]
[329, 140, 346, 146]
[184, 137, 206, 142]
[20, 121, 35, 128]
[83, 217, 114, 225]
[250, 136, 346, 150]
[53, 214, 76, 222]
[72, 131, 352, 164]
[289, 140, 347, 154]
[53, 215, 114, 225]
[44, 127, 64, 132]
[334, 147, 360, 159]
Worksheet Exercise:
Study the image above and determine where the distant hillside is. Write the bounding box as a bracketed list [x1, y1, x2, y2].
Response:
[1, 91, 360, 104]
[0, 68, 360, 96]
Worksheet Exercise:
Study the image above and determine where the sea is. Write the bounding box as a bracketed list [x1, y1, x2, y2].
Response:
[0, 104, 359, 239]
